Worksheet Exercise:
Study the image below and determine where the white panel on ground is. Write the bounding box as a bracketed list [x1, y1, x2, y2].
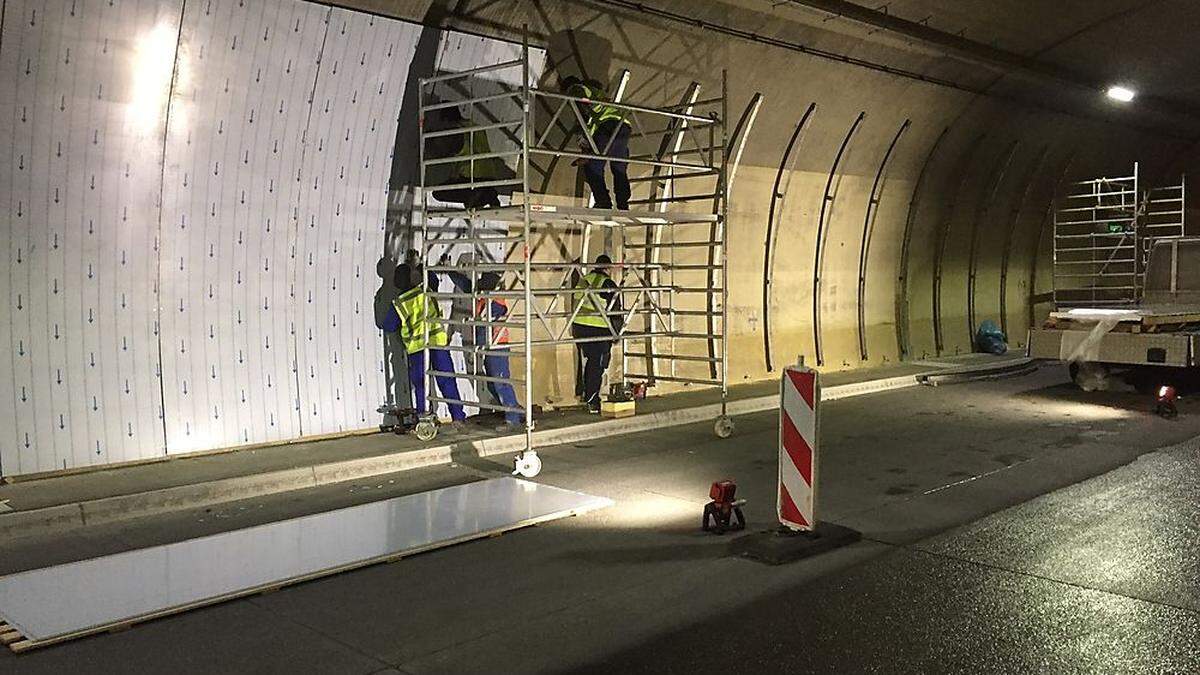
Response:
[294, 11, 421, 436]
[0, 0, 173, 476]
[0, 478, 613, 649]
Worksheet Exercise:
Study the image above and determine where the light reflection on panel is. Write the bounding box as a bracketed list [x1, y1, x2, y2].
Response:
[0, 477, 612, 644]
[158, 0, 325, 453]
[0, 0, 171, 476]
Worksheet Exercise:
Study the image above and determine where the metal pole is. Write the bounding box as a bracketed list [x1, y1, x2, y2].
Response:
[720, 69, 729, 417]
[418, 78, 431, 419]
[521, 31, 534, 456]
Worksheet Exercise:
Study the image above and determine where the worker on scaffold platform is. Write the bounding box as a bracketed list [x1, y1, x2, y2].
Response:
[393, 263, 466, 424]
[562, 76, 632, 210]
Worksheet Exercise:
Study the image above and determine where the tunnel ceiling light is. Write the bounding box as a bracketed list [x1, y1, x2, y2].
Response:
[1106, 85, 1136, 103]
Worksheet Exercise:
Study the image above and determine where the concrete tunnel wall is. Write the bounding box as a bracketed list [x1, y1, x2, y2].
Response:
[0, 0, 1186, 477]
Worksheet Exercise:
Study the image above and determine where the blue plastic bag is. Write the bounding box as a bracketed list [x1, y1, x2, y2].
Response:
[975, 320, 1008, 355]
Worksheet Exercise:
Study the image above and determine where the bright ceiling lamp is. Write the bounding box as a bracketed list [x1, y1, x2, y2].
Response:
[1106, 85, 1136, 103]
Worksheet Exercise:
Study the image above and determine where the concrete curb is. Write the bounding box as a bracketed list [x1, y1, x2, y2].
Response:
[0, 362, 1020, 541]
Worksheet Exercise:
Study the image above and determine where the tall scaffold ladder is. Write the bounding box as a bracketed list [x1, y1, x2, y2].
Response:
[1053, 163, 1140, 307]
[415, 35, 741, 476]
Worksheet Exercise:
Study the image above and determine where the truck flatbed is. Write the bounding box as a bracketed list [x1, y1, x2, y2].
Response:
[1047, 306, 1200, 333]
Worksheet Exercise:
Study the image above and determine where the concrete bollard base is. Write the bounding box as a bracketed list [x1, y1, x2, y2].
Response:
[729, 522, 861, 565]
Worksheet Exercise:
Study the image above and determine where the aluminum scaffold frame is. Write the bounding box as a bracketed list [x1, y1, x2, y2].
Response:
[414, 36, 735, 474]
[1053, 162, 1187, 307]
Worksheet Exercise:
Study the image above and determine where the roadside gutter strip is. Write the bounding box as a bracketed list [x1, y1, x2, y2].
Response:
[0, 361, 1029, 540]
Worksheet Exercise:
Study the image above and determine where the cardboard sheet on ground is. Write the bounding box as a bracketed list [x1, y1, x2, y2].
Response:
[0, 478, 611, 650]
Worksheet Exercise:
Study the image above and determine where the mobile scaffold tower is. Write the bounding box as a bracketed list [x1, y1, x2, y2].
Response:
[414, 37, 758, 476]
[1053, 162, 1186, 307]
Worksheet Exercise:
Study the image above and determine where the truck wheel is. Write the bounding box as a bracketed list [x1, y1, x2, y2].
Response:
[1072, 362, 1111, 392]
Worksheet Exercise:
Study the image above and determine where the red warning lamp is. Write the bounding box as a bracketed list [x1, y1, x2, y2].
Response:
[703, 479, 746, 534]
[1156, 385, 1178, 419]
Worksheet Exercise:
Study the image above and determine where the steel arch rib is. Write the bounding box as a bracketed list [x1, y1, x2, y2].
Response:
[707, 93, 764, 378]
[998, 145, 1050, 338]
[966, 140, 1019, 346]
[932, 133, 987, 356]
[812, 111, 865, 367]
[762, 102, 816, 372]
[856, 118, 910, 362]
[895, 126, 949, 360]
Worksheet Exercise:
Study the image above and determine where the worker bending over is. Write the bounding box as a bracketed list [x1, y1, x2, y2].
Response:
[393, 264, 466, 423]
[425, 105, 505, 209]
[562, 76, 632, 210]
[572, 255, 623, 413]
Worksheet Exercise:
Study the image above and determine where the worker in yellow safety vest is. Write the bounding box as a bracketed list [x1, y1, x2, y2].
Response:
[391, 264, 465, 422]
[425, 105, 507, 209]
[571, 254, 623, 413]
[562, 76, 632, 210]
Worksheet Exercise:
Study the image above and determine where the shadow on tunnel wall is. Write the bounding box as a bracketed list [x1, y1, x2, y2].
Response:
[379, 15, 446, 415]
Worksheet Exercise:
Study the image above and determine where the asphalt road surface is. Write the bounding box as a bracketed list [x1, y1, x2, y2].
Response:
[2, 365, 1198, 673]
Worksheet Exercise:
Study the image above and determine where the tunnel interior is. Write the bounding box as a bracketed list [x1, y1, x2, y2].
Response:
[2, 0, 1199, 478]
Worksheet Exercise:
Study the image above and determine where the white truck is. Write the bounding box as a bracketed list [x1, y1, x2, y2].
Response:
[1027, 165, 1191, 391]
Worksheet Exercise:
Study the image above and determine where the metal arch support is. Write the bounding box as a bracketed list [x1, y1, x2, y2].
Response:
[856, 118, 910, 362]
[646, 82, 702, 210]
[762, 102, 817, 372]
[1027, 151, 1079, 328]
[966, 140, 1019, 346]
[998, 145, 1050, 338]
[932, 133, 987, 356]
[895, 126, 949, 361]
[706, 92, 764, 379]
[812, 111, 866, 367]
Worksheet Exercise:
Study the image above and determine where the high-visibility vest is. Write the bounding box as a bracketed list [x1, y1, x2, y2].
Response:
[451, 129, 503, 182]
[427, 126, 503, 186]
[570, 83, 628, 137]
[475, 297, 509, 345]
[572, 272, 613, 328]
[393, 287, 449, 354]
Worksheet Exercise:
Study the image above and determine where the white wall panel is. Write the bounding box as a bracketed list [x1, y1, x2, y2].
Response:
[293, 10, 421, 436]
[0, 0, 172, 476]
[0, 0, 547, 477]
[158, 0, 324, 453]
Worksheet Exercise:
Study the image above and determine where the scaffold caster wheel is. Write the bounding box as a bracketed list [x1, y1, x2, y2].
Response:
[414, 420, 438, 442]
[512, 451, 542, 478]
[714, 416, 735, 439]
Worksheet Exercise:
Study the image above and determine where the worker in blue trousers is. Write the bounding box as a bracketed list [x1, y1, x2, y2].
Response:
[391, 263, 466, 423]
[561, 76, 632, 210]
[443, 268, 523, 427]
